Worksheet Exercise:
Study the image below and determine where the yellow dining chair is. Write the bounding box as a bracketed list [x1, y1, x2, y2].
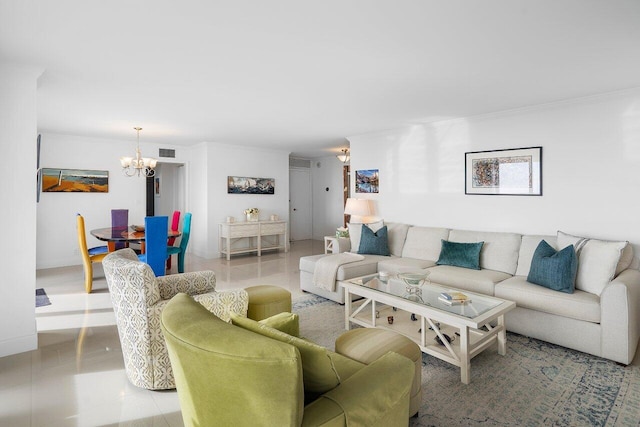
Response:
[77, 213, 109, 293]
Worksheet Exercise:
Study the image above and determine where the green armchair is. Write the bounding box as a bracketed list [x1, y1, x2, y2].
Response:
[161, 293, 415, 427]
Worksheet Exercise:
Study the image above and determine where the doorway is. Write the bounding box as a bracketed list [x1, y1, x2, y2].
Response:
[146, 162, 186, 217]
[289, 167, 312, 241]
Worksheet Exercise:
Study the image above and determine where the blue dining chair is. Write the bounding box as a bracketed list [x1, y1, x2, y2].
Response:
[111, 209, 129, 250]
[167, 212, 191, 273]
[138, 216, 168, 277]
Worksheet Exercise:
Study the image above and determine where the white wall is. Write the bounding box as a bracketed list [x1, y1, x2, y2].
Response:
[202, 143, 291, 258]
[0, 64, 40, 357]
[36, 133, 190, 269]
[154, 162, 184, 218]
[348, 89, 640, 263]
[311, 156, 347, 239]
[35, 136, 290, 266]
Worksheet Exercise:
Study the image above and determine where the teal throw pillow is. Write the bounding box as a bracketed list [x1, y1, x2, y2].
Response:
[358, 224, 390, 256]
[527, 240, 577, 294]
[436, 240, 483, 270]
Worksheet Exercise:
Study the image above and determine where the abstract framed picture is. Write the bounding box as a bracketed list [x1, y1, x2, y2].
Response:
[355, 169, 379, 193]
[227, 176, 275, 194]
[41, 168, 109, 193]
[465, 147, 542, 196]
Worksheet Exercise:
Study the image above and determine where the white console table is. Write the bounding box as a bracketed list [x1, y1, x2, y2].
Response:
[219, 220, 288, 260]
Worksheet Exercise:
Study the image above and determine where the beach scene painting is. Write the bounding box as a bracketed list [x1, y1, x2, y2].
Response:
[41, 168, 109, 193]
[355, 169, 379, 193]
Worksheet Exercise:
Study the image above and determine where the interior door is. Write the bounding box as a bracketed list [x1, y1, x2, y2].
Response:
[289, 167, 312, 241]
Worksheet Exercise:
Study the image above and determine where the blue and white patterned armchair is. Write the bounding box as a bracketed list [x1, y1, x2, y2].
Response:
[103, 248, 249, 390]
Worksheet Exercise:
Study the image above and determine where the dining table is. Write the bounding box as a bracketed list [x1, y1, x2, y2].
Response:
[90, 226, 181, 254]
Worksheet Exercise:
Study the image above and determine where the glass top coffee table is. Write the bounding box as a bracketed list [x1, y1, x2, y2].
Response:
[344, 272, 516, 384]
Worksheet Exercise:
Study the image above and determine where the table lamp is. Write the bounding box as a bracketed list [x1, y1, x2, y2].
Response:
[344, 198, 372, 223]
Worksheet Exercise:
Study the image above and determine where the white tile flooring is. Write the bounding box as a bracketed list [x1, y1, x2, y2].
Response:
[1, 239, 325, 427]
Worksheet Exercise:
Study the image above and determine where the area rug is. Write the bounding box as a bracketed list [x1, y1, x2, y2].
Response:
[35, 288, 51, 307]
[293, 294, 640, 427]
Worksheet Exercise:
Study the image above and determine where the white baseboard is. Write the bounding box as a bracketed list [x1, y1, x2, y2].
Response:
[0, 333, 37, 358]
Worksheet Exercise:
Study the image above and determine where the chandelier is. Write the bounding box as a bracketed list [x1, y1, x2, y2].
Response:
[120, 127, 157, 177]
[337, 148, 350, 163]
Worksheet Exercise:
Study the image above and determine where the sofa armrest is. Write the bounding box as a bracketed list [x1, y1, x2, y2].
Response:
[193, 289, 249, 322]
[301, 352, 414, 427]
[156, 270, 216, 300]
[601, 268, 640, 364]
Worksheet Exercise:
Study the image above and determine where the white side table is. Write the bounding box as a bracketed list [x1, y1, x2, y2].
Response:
[324, 236, 350, 254]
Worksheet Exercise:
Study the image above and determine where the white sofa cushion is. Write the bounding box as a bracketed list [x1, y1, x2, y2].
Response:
[299, 253, 387, 281]
[401, 226, 450, 261]
[557, 231, 627, 296]
[384, 222, 411, 257]
[515, 235, 557, 277]
[448, 229, 522, 275]
[427, 265, 512, 296]
[616, 243, 634, 276]
[336, 255, 390, 280]
[496, 276, 600, 323]
[377, 257, 437, 274]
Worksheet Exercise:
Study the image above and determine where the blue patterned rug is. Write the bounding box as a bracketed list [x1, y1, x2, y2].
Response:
[293, 294, 640, 427]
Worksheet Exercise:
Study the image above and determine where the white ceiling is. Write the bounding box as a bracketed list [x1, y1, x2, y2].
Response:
[2, 0, 640, 158]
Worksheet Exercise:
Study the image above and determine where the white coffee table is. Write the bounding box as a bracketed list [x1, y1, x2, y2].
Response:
[344, 273, 516, 384]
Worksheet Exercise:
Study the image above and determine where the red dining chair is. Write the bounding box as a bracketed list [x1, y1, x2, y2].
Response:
[111, 209, 129, 250]
[167, 212, 191, 273]
[166, 210, 181, 270]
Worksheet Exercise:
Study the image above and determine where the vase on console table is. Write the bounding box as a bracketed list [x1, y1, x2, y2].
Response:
[244, 208, 259, 222]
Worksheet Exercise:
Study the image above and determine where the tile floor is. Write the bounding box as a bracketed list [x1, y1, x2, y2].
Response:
[1, 239, 325, 427]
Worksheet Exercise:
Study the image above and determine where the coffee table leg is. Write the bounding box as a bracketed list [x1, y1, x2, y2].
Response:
[497, 315, 507, 356]
[460, 326, 470, 385]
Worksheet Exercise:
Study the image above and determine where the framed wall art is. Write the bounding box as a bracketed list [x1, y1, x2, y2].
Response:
[465, 147, 542, 196]
[227, 176, 275, 194]
[355, 169, 379, 193]
[41, 168, 109, 193]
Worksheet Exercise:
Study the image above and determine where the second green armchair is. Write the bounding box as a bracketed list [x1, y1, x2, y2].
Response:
[161, 293, 416, 427]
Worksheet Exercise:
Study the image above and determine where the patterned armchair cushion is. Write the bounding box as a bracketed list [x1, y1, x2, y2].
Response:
[156, 270, 217, 300]
[103, 248, 249, 390]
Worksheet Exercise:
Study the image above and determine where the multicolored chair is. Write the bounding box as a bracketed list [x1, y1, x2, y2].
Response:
[76, 213, 108, 293]
[138, 216, 168, 277]
[111, 209, 129, 250]
[166, 210, 181, 270]
[167, 212, 191, 273]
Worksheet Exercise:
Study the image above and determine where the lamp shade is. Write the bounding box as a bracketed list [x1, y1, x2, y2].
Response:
[344, 198, 371, 217]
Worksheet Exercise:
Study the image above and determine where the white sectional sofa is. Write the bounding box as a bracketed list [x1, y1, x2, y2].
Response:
[299, 223, 640, 364]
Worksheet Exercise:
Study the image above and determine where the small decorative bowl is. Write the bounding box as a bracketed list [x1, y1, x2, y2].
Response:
[397, 271, 430, 287]
[131, 225, 145, 232]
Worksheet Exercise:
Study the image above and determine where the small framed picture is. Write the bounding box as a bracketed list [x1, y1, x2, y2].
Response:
[465, 147, 542, 196]
[355, 169, 379, 193]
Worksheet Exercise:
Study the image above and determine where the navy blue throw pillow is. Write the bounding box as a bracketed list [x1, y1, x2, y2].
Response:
[436, 240, 484, 270]
[527, 240, 577, 294]
[358, 225, 390, 256]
